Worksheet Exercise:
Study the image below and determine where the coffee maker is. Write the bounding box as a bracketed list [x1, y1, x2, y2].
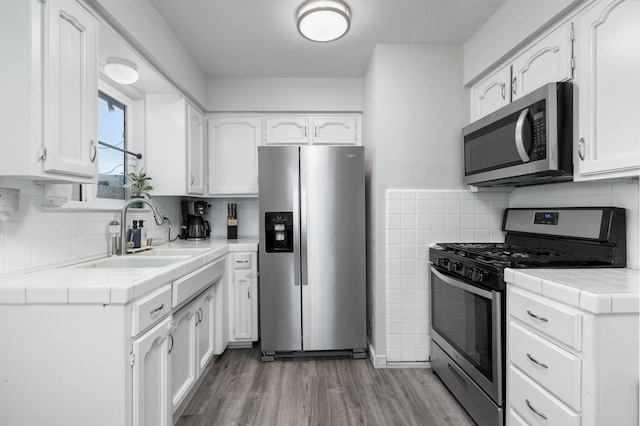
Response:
[181, 200, 211, 241]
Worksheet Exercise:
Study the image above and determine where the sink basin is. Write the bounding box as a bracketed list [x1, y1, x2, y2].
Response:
[76, 256, 190, 269]
[136, 248, 210, 257]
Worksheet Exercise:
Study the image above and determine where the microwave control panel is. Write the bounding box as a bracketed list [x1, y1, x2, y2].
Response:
[530, 102, 547, 161]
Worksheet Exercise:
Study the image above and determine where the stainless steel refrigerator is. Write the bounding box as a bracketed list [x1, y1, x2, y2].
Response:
[258, 146, 366, 361]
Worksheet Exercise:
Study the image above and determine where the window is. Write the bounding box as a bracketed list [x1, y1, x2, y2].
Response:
[96, 91, 127, 200]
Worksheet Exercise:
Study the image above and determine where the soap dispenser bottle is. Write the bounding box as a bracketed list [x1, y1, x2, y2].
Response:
[128, 220, 141, 249]
[139, 220, 147, 247]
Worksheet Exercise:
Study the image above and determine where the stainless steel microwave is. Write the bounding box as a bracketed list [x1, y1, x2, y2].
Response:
[463, 82, 573, 187]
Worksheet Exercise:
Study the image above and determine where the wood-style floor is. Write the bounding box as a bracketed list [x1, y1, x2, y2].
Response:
[177, 345, 474, 426]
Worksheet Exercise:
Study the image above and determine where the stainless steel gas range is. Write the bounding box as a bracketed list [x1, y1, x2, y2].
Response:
[428, 207, 626, 426]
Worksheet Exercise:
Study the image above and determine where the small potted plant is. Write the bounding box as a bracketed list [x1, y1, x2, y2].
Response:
[124, 167, 153, 207]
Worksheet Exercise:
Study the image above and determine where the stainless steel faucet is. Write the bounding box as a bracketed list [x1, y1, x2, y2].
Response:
[120, 198, 165, 255]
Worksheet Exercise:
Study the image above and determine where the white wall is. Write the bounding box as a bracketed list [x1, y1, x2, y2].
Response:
[87, 0, 207, 108]
[206, 78, 363, 112]
[463, 0, 583, 84]
[363, 44, 468, 366]
[0, 178, 181, 275]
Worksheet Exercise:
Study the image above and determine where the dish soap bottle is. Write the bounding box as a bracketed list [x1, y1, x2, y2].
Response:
[128, 220, 141, 249]
[139, 220, 147, 247]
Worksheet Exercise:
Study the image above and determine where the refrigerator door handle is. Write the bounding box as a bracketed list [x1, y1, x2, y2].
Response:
[300, 171, 308, 286]
[292, 171, 301, 286]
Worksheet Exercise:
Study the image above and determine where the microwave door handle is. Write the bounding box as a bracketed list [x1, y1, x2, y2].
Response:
[515, 108, 531, 162]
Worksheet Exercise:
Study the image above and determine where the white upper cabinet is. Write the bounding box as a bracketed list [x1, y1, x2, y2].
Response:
[207, 116, 261, 196]
[574, 0, 640, 180]
[264, 115, 361, 145]
[146, 95, 206, 196]
[470, 23, 574, 122]
[312, 116, 359, 145]
[0, 0, 98, 182]
[264, 117, 309, 145]
[187, 104, 205, 195]
[470, 66, 511, 121]
[511, 23, 574, 101]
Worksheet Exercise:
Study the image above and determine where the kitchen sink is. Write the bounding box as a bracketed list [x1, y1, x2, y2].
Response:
[75, 256, 190, 269]
[136, 248, 210, 257]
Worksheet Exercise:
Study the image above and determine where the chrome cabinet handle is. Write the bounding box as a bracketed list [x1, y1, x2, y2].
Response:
[304, 126, 307, 138]
[190, 173, 195, 185]
[150, 303, 164, 314]
[526, 353, 549, 369]
[527, 309, 549, 322]
[578, 137, 586, 161]
[526, 399, 548, 420]
[515, 108, 531, 162]
[314, 126, 318, 138]
[198, 308, 203, 324]
[236, 260, 249, 263]
[90, 140, 97, 163]
[512, 77, 517, 95]
[168, 332, 174, 354]
[501, 83, 506, 100]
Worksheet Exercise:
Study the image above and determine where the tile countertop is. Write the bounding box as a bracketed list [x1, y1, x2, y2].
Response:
[0, 238, 258, 306]
[505, 268, 640, 315]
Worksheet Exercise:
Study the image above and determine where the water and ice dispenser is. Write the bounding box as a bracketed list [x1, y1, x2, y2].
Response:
[264, 212, 293, 252]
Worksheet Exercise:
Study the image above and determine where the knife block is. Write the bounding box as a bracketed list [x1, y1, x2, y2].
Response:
[227, 218, 237, 239]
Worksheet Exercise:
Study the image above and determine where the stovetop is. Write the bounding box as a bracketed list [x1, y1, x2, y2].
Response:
[434, 242, 608, 269]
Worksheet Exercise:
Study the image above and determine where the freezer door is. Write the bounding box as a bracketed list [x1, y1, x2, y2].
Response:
[258, 146, 302, 352]
[300, 146, 367, 351]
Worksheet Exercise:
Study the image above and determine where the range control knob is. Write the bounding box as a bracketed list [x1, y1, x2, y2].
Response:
[447, 262, 461, 272]
[470, 269, 485, 282]
[461, 265, 471, 278]
[435, 257, 448, 268]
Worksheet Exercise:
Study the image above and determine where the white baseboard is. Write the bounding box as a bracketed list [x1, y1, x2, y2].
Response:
[367, 340, 431, 369]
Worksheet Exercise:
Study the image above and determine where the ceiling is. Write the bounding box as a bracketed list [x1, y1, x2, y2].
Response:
[148, 0, 507, 78]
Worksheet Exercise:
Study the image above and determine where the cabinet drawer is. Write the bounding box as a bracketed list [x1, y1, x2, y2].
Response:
[509, 288, 582, 350]
[509, 366, 579, 426]
[232, 253, 252, 269]
[509, 321, 581, 410]
[173, 258, 225, 308]
[507, 407, 528, 426]
[132, 285, 172, 336]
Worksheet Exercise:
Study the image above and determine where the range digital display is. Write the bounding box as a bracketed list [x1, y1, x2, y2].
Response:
[534, 212, 559, 225]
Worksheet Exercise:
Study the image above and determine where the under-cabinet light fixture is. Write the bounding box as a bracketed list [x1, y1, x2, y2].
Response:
[104, 59, 139, 85]
[296, 0, 351, 42]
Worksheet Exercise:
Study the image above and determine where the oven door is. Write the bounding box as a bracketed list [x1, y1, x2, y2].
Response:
[430, 266, 503, 405]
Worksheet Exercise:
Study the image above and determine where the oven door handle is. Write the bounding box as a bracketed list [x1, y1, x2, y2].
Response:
[515, 108, 531, 163]
[431, 267, 493, 299]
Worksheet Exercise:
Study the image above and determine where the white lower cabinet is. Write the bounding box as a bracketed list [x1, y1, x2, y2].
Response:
[132, 316, 173, 426]
[170, 299, 199, 413]
[506, 285, 639, 426]
[196, 286, 216, 374]
[228, 251, 259, 345]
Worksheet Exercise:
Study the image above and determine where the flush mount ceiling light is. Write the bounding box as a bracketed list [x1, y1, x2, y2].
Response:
[296, 0, 351, 42]
[104, 59, 139, 85]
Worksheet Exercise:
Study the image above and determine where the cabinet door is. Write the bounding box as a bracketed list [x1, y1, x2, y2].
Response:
[208, 117, 260, 195]
[470, 66, 511, 121]
[575, 0, 640, 180]
[264, 117, 310, 145]
[44, 0, 98, 179]
[232, 270, 253, 340]
[312, 116, 359, 145]
[187, 103, 205, 195]
[170, 301, 198, 412]
[511, 24, 573, 101]
[196, 286, 216, 375]
[146, 95, 187, 196]
[132, 316, 172, 426]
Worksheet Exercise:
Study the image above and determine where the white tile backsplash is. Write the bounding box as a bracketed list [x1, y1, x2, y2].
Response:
[385, 189, 506, 362]
[385, 180, 639, 364]
[0, 178, 182, 275]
